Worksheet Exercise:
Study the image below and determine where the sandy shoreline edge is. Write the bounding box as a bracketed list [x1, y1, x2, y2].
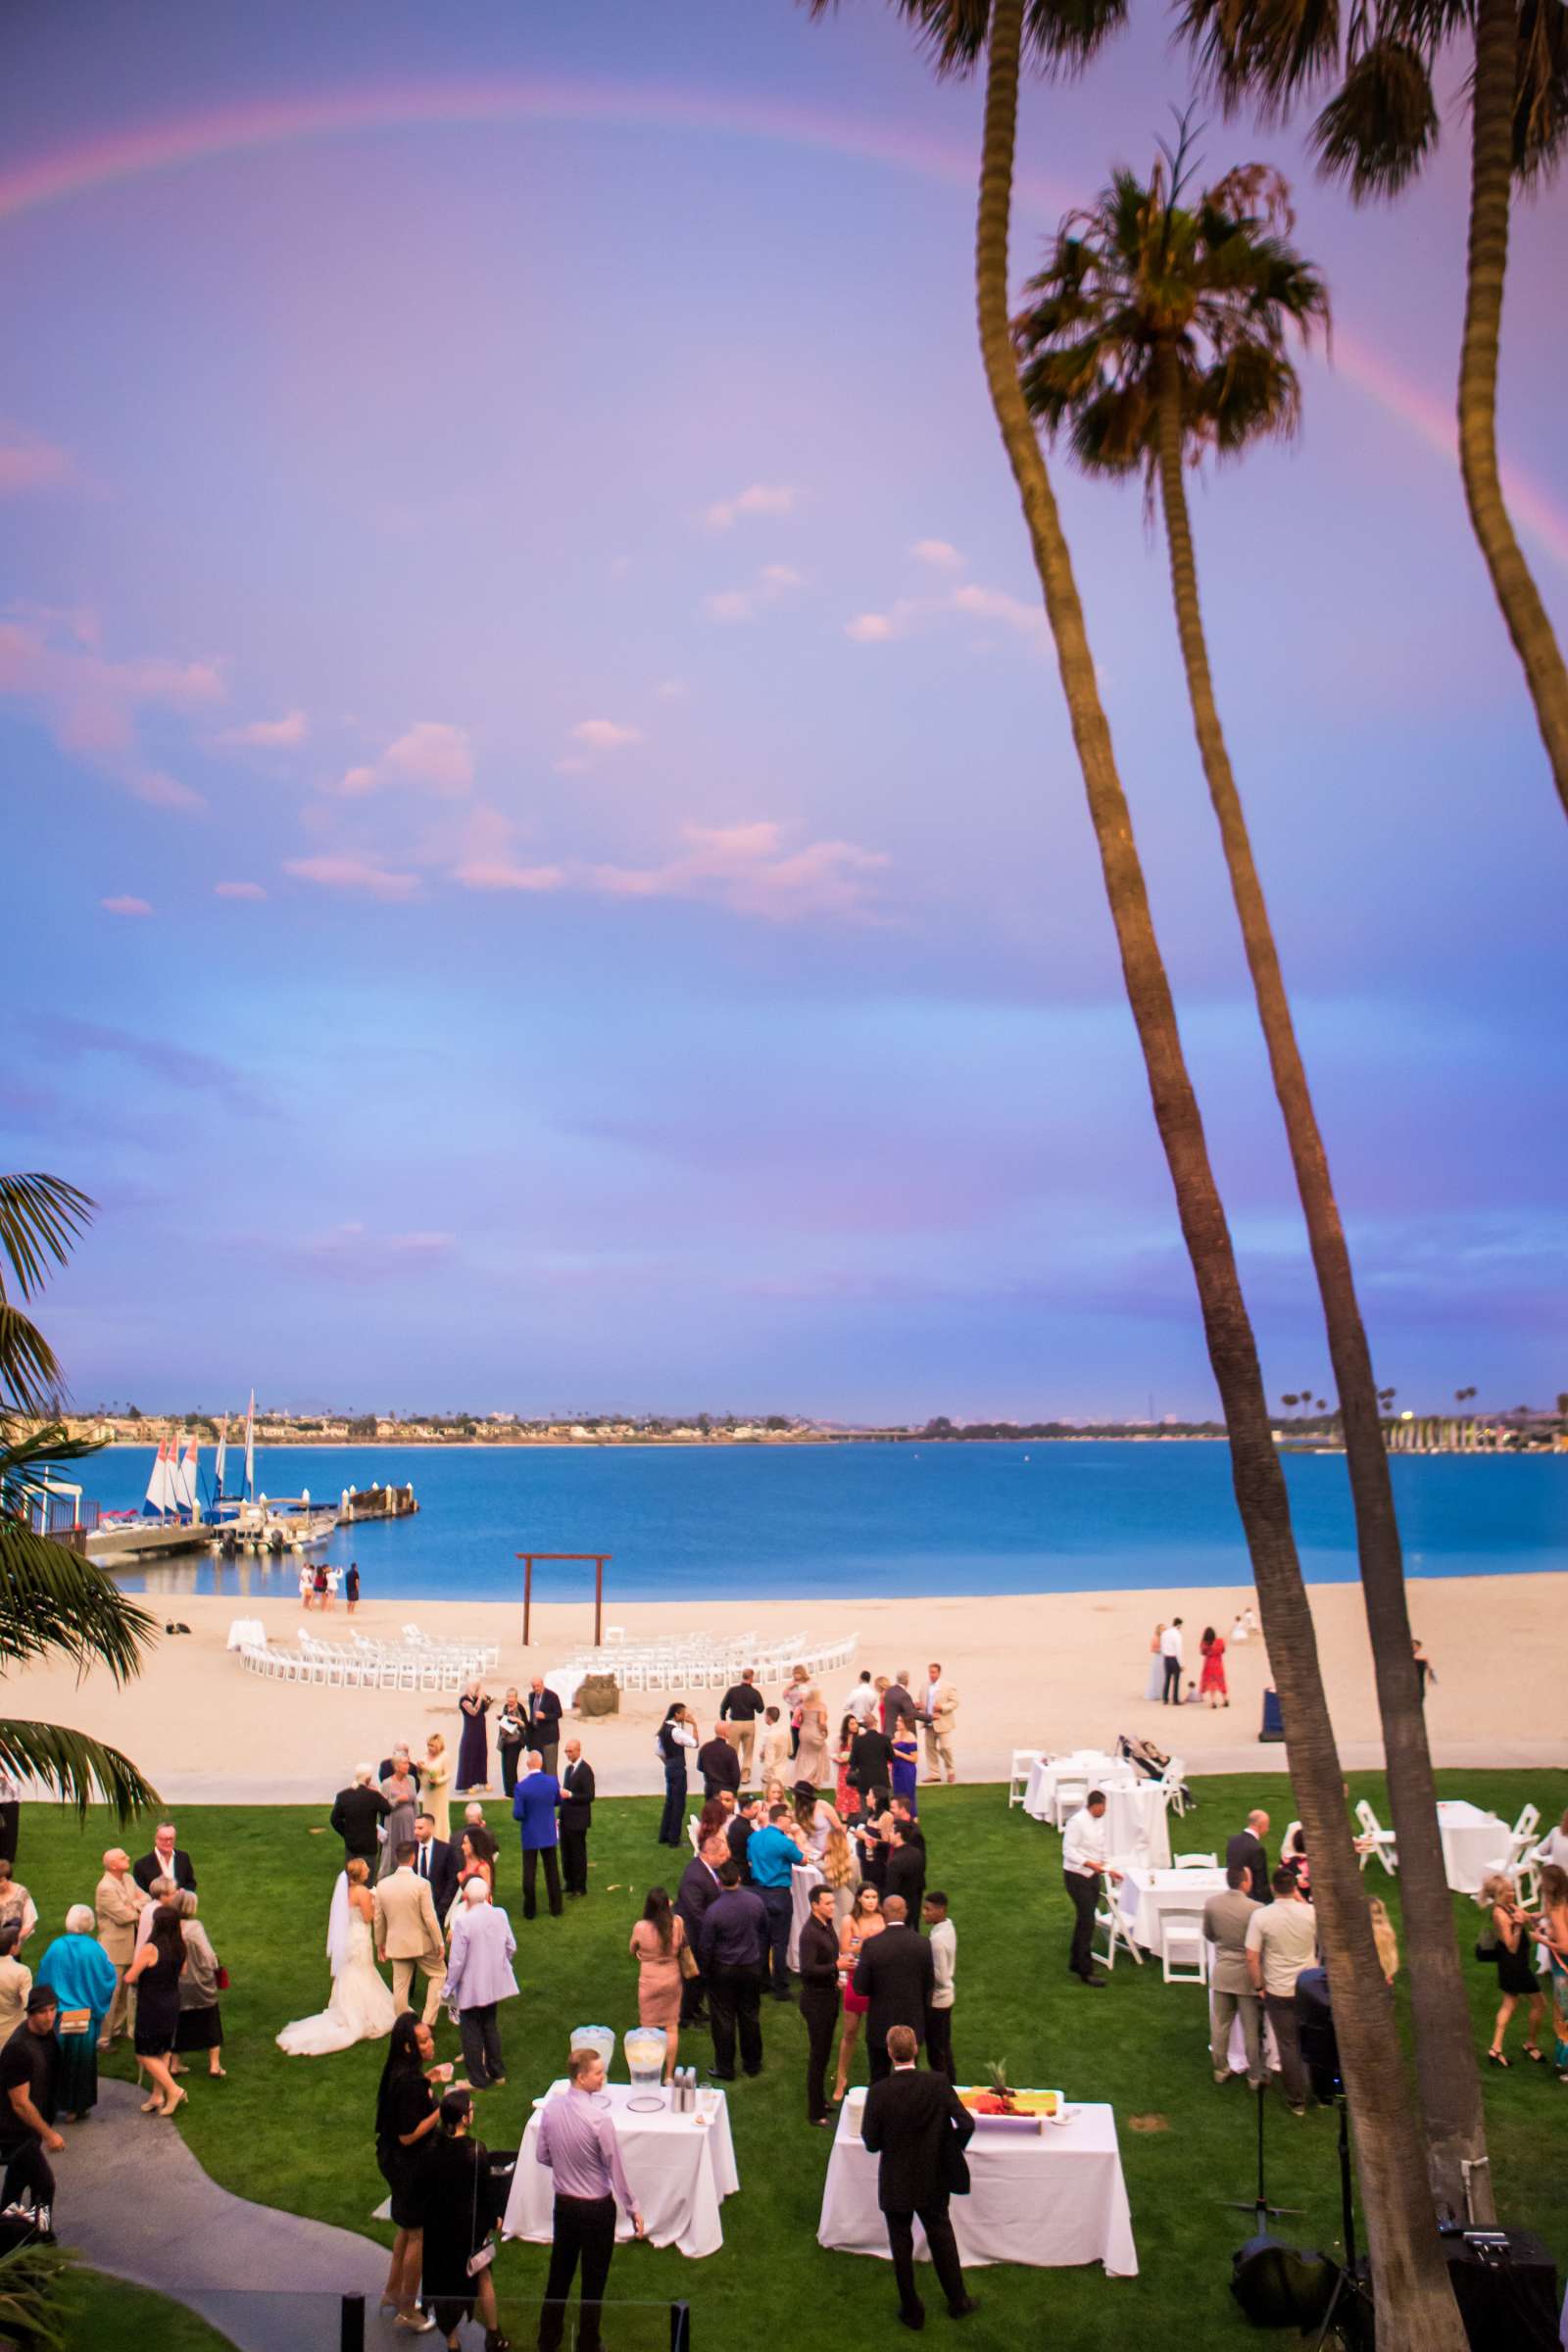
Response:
[17, 1570, 1563, 1806]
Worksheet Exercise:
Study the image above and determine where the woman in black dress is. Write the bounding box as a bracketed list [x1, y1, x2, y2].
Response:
[374, 2013, 446, 2326]
[124, 1904, 186, 2118]
[456, 1683, 491, 1793]
[417, 2088, 509, 2348]
[1479, 1871, 1546, 2065]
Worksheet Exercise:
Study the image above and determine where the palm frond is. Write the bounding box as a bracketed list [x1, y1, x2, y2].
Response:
[0, 1717, 160, 1820]
[0, 1303, 69, 1419]
[0, 2237, 76, 2352]
[1178, 0, 1346, 117]
[0, 1177, 93, 1304]
[1310, 38, 1440, 198]
[804, 0, 1126, 76]
[0, 1421, 110, 1503]
[1511, 0, 1568, 184]
[0, 1517, 156, 1684]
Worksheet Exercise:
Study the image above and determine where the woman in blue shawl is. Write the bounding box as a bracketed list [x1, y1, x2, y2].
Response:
[35, 1906, 117, 2119]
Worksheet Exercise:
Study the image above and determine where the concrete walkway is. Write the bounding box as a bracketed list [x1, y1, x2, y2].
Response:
[55, 2079, 399, 2352]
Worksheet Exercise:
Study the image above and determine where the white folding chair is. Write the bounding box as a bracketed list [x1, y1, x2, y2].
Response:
[1093, 1897, 1143, 1970]
[1160, 1909, 1207, 1984]
[1008, 1750, 1043, 1809]
[1511, 1802, 1540, 1843]
[1162, 1758, 1190, 1819]
[1175, 1851, 1218, 1869]
[1355, 1798, 1398, 1875]
[1053, 1777, 1089, 1830]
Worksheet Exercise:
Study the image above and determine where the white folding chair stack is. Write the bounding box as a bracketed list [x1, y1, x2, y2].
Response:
[1160, 1910, 1207, 1984]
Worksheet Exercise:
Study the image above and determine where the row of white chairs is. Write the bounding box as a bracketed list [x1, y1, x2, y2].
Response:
[564, 1636, 858, 1694]
[396, 1625, 501, 1670]
[300, 1631, 493, 1678]
[243, 1642, 475, 1691]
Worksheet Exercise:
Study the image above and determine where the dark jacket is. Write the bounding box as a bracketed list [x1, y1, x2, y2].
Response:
[880, 1684, 919, 1739]
[718, 1682, 766, 1723]
[329, 1785, 390, 1862]
[799, 1913, 841, 1995]
[852, 1923, 935, 2048]
[524, 1689, 563, 1746]
[411, 1835, 460, 1920]
[886, 1840, 926, 1919]
[131, 1847, 197, 1894]
[849, 1727, 894, 1797]
[699, 1886, 767, 1974]
[698, 1738, 741, 1799]
[675, 1856, 723, 1942]
[1226, 1830, 1273, 1904]
[861, 2066, 974, 2213]
[559, 1757, 596, 1830]
[726, 1815, 757, 1882]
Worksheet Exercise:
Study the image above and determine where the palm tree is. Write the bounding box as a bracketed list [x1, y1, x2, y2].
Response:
[0, 1174, 158, 1814]
[803, 6, 1466, 2337]
[1178, 0, 1568, 817]
[1012, 139, 1491, 2219]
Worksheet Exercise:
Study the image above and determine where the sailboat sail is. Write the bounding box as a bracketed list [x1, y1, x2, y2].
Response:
[142, 1439, 172, 1517]
[214, 1416, 228, 1500]
[243, 1390, 256, 1497]
[172, 1438, 199, 1516]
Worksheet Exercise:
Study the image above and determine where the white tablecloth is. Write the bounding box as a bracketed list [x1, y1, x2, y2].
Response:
[226, 1617, 265, 1651]
[788, 1862, 825, 1970]
[1023, 1755, 1132, 1823]
[1437, 1801, 1509, 1894]
[1118, 1867, 1228, 1950]
[504, 2080, 739, 2258]
[818, 2092, 1137, 2277]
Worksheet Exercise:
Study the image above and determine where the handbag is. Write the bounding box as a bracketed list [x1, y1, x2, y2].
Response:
[677, 1924, 700, 1981]
[466, 2139, 496, 2277]
[215, 1965, 230, 1990]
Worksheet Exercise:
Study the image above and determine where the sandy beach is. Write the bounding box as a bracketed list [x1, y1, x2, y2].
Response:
[18, 1571, 1563, 1804]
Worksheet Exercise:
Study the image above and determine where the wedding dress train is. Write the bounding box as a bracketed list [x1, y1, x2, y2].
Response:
[276, 1878, 396, 2056]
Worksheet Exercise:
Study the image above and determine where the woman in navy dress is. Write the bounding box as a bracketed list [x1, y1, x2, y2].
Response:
[456, 1682, 490, 1792]
[891, 1726, 920, 1818]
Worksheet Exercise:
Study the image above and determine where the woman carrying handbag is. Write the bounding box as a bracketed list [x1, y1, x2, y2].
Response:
[416, 2086, 510, 2350]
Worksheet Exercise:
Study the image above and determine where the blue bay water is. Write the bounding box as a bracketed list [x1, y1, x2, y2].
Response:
[93, 1442, 1565, 1603]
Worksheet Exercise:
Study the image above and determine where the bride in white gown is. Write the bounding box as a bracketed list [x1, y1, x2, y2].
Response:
[277, 1859, 397, 2056]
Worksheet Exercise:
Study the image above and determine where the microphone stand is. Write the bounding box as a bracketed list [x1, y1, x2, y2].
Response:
[1225, 2081, 1302, 2227]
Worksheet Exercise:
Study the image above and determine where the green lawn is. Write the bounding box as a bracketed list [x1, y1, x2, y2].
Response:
[62, 2271, 239, 2350]
[24, 1770, 1565, 2352]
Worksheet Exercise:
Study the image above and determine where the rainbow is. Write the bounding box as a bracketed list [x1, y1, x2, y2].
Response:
[1, 74, 1563, 573]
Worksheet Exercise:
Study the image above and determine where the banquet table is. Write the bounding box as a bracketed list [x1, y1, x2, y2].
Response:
[1437, 1800, 1509, 1895]
[1118, 1866, 1228, 1951]
[788, 1861, 825, 1970]
[1023, 1754, 1132, 1824]
[504, 2079, 739, 2258]
[818, 2092, 1137, 2277]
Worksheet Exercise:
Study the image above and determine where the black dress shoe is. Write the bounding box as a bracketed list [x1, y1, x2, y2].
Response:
[948, 2298, 980, 2320]
[1075, 1970, 1107, 1987]
[897, 2308, 926, 2331]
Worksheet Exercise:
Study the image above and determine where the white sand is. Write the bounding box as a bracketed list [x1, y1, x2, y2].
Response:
[17, 1573, 1563, 1805]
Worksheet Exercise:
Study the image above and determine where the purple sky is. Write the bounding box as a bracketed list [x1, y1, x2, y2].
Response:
[4, 0, 1565, 1422]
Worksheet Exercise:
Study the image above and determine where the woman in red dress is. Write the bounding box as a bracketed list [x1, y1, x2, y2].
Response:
[1199, 1626, 1229, 1708]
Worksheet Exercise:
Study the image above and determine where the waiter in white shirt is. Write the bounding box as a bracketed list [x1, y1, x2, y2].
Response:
[1062, 1792, 1121, 1987]
[1160, 1617, 1185, 1706]
[845, 1672, 878, 1729]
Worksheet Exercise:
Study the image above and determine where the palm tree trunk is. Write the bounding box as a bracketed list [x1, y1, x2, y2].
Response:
[1458, 0, 1568, 816]
[1153, 354, 1494, 2224]
[973, 6, 1466, 2341]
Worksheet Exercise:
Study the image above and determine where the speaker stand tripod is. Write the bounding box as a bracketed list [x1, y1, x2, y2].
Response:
[1310, 2094, 1374, 2351]
[1225, 2081, 1303, 2228]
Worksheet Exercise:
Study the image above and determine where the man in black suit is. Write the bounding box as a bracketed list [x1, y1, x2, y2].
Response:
[860, 2026, 978, 2328]
[411, 1812, 459, 1919]
[886, 1822, 926, 1919]
[848, 1720, 893, 1805]
[676, 1838, 726, 2029]
[523, 1678, 564, 1781]
[697, 1733, 741, 1803]
[558, 1740, 595, 1896]
[799, 1882, 841, 2126]
[329, 1767, 389, 1868]
[853, 1894, 935, 2082]
[1227, 1810, 1273, 1904]
[131, 1822, 197, 1895]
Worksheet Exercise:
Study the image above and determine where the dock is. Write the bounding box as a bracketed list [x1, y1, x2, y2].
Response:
[338, 1482, 418, 1523]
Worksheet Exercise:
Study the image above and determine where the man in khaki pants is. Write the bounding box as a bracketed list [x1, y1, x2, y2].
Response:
[373, 1840, 446, 2023]
[920, 1665, 959, 1785]
[94, 1847, 147, 2047]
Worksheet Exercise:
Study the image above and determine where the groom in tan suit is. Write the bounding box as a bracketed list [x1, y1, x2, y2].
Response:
[920, 1664, 959, 1785]
[373, 1841, 446, 2023]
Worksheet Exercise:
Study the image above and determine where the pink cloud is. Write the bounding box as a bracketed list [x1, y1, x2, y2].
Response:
[219, 710, 308, 748]
[214, 879, 268, 901]
[101, 895, 152, 917]
[133, 769, 206, 813]
[0, 422, 76, 497]
[454, 858, 566, 893]
[702, 565, 808, 625]
[704, 482, 798, 530]
[283, 854, 421, 902]
[570, 718, 643, 750]
[444, 801, 565, 893]
[0, 611, 223, 796]
[589, 821, 888, 923]
[844, 579, 1046, 649]
[912, 538, 964, 570]
[340, 719, 473, 796]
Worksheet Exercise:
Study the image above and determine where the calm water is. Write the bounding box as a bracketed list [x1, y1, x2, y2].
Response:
[92, 1441, 1565, 1602]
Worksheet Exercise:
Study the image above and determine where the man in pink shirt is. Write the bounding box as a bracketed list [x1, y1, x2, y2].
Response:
[536, 2044, 645, 2351]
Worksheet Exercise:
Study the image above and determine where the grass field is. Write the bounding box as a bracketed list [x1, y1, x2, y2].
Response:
[24, 1768, 1565, 2352]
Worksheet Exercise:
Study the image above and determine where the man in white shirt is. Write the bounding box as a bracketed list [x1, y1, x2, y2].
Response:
[1160, 1619, 1185, 1706]
[922, 1891, 956, 2080]
[1246, 1868, 1318, 2113]
[845, 1672, 878, 1729]
[1061, 1793, 1122, 1986]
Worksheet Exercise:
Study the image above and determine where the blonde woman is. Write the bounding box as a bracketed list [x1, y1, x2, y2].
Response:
[1145, 1626, 1166, 1701]
[833, 1884, 885, 2101]
[1478, 1871, 1545, 2065]
[421, 1735, 451, 1841]
[795, 1684, 830, 1788]
[822, 1818, 859, 1924]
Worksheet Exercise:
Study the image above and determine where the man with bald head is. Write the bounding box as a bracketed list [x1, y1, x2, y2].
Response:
[1227, 1810, 1274, 1905]
[852, 1892, 935, 2083]
[94, 1847, 147, 2046]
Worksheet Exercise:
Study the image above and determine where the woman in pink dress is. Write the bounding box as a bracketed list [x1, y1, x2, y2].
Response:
[1199, 1627, 1229, 1708]
[628, 1886, 686, 2082]
[832, 1884, 885, 2101]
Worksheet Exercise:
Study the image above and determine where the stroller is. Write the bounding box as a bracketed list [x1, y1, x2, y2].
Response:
[1117, 1733, 1193, 1813]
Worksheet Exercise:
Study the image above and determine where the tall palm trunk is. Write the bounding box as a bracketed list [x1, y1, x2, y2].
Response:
[1152, 352, 1494, 2224]
[1458, 0, 1568, 816]
[973, 6, 1467, 2341]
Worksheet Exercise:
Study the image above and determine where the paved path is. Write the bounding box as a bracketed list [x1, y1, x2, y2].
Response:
[55, 2080, 397, 2352]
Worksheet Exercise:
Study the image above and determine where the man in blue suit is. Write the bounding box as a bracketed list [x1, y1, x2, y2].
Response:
[513, 1750, 564, 1920]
